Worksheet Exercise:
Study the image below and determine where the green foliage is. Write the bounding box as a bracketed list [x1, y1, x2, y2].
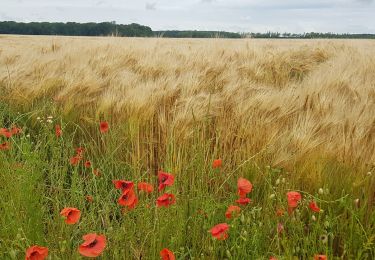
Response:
[0, 103, 374, 259]
[1, 21, 374, 38]
[0, 21, 153, 37]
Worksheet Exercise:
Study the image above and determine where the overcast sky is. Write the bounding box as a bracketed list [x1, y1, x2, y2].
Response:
[1, 0, 374, 33]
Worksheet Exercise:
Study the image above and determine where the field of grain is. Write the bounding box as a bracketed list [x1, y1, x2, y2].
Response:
[0, 35, 374, 259]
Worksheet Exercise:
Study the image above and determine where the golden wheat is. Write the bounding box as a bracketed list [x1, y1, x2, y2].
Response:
[1, 35, 374, 167]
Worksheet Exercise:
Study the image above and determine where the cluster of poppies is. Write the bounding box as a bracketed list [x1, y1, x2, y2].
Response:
[68, 146, 101, 177]
[208, 176, 325, 260]
[112, 171, 176, 259]
[113, 170, 176, 210]
[0, 126, 21, 151]
[209, 177, 253, 241]
[25, 205, 106, 259]
[286, 191, 322, 214]
[21, 121, 326, 259]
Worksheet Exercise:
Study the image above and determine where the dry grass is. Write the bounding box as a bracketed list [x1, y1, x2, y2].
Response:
[1, 35, 374, 167]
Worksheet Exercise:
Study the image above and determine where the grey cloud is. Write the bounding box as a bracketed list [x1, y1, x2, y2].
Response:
[356, 0, 373, 3]
[145, 2, 157, 10]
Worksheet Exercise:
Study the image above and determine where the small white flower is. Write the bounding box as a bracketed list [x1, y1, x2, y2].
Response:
[312, 215, 317, 221]
[36, 117, 41, 120]
[275, 178, 280, 185]
[318, 188, 324, 195]
[46, 119, 53, 124]
[269, 194, 276, 199]
[367, 172, 372, 176]
[47, 116, 53, 119]
[26, 134, 30, 138]
[281, 178, 286, 184]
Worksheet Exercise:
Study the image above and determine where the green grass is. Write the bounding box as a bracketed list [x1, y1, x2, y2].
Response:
[0, 102, 374, 259]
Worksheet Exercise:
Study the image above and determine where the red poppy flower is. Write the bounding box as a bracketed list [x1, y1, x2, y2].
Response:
[0, 128, 7, 136]
[212, 159, 222, 169]
[78, 233, 106, 257]
[160, 248, 175, 260]
[236, 197, 251, 205]
[309, 200, 321, 213]
[225, 205, 241, 219]
[0, 142, 10, 151]
[287, 191, 302, 208]
[99, 121, 109, 133]
[210, 223, 229, 240]
[314, 255, 327, 260]
[113, 180, 134, 192]
[0, 128, 12, 138]
[158, 171, 175, 191]
[60, 207, 81, 224]
[25, 245, 48, 260]
[128, 196, 138, 209]
[55, 125, 62, 137]
[84, 161, 92, 168]
[11, 126, 22, 135]
[118, 189, 137, 207]
[237, 178, 253, 198]
[138, 182, 154, 193]
[270, 257, 278, 260]
[86, 195, 93, 202]
[75, 147, 84, 156]
[156, 193, 176, 207]
[70, 155, 82, 166]
[93, 169, 101, 176]
[276, 208, 285, 217]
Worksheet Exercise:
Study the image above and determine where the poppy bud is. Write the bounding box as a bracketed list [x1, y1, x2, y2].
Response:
[240, 214, 245, 223]
[312, 215, 317, 221]
[354, 198, 360, 208]
[60, 240, 66, 253]
[9, 249, 17, 259]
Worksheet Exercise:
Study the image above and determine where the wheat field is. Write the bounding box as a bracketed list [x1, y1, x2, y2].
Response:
[1, 36, 374, 167]
[0, 35, 374, 259]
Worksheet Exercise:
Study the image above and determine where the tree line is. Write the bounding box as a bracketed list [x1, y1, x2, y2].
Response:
[0, 21, 153, 37]
[0, 21, 374, 39]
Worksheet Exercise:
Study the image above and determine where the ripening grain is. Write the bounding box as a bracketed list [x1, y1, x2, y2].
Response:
[1, 35, 375, 259]
[1, 36, 374, 167]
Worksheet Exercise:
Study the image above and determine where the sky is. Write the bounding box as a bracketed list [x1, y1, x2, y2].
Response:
[1, 0, 374, 33]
